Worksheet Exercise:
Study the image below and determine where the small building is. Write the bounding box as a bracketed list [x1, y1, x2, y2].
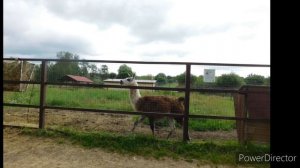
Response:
[61, 75, 93, 84]
[103, 79, 156, 87]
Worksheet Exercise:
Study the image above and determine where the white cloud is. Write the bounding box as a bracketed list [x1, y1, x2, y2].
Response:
[4, 0, 270, 76]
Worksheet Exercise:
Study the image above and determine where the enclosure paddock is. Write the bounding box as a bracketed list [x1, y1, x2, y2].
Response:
[3, 58, 269, 143]
[3, 108, 237, 141]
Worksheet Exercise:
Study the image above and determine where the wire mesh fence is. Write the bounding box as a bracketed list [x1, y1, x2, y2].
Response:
[3, 106, 39, 128]
[3, 58, 270, 143]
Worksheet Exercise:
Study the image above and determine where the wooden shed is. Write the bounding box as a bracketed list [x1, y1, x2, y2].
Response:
[3, 60, 35, 92]
[234, 85, 270, 144]
[61, 75, 94, 84]
[103, 79, 156, 87]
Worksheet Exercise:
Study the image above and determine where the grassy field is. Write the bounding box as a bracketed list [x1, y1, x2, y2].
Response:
[20, 127, 270, 167]
[4, 85, 236, 131]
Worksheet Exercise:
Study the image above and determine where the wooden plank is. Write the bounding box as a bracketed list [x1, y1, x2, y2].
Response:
[234, 93, 247, 143]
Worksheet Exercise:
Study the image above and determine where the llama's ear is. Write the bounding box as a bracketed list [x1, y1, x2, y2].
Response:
[178, 97, 185, 102]
[132, 73, 136, 79]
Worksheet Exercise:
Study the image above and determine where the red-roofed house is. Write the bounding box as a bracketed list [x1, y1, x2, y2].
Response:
[61, 75, 93, 84]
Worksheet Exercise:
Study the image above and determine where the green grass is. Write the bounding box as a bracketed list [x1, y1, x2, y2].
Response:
[20, 127, 270, 167]
[159, 82, 180, 88]
[189, 119, 236, 131]
[3, 85, 40, 105]
[44, 87, 132, 111]
[190, 93, 234, 116]
[4, 85, 236, 131]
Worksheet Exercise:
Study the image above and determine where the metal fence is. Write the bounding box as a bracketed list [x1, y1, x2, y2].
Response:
[3, 58, 270, 142]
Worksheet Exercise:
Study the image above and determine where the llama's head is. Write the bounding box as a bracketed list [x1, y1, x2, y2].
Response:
[120, 77, 138, 86]
[173, 97, 185, 126]
[174, 97, 185, 114]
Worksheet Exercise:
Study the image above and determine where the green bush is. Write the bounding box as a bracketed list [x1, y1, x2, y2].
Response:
[155, 73, 167, 85]
[216, 73, 244, 88]
[194, 76, 217, 88]
[244, 74, 265, 85]
[176, 72, 197, 87]
[265, 76, 270, 85]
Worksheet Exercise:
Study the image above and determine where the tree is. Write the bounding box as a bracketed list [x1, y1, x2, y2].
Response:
[194, 76, 204, 88]
[244, 74, 265, 85]
[80, 66, 89, 77]
[109, 72, 117, 79]
[89, 64, 99, 78]
[166, 75, 176, 83]
[155, 73, 167, 85]
[56, 51, 79, 60]
[265, 76, 270, 85]
[100, 65, 108, 74]
[89, 64, 98, 74]
[216, 73, 244, 88]
[194, 75, 217, 88]
[117, 64, 134, 78]
[33, 64, 41, 81]
[47, 51, 82, 82]
[79, 61, 89, 77]
[100, 65, 109, 80]
[138, 74, 154, 80]
[176, 72, 197, 87]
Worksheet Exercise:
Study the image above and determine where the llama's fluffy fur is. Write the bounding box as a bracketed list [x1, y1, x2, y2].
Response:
[136, 96, 185, 125]
[120, 77, 188, 139]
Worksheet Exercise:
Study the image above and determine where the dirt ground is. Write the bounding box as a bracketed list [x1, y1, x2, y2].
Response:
[4, 128, 250, 168]
[3, 108, 246, 168]
[3, 108, 237, 141]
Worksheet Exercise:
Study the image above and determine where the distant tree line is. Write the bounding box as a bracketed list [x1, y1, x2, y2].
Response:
[174, 72, 269, 88]
[150, 72, 270, 88]
[34, 51, 117, 84]
[33, 51, 270, 87]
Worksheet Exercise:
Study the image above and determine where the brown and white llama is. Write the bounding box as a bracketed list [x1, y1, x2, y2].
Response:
[120, 76, 189, 139]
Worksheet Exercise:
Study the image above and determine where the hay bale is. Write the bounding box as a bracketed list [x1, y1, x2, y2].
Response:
[3, 60, 35, 92]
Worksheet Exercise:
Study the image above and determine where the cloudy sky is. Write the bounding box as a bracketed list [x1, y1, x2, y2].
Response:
[4, 0, 270, 76]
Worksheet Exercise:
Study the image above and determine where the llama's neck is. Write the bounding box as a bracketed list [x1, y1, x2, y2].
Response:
[129, 82, 141, 110]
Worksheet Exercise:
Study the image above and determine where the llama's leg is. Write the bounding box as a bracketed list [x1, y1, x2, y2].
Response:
[131, 115, 146, 132]
[167, 118, 176, 139]
[149, 117, 155, 136]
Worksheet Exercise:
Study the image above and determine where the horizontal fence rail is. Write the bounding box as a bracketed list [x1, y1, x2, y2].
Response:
[3, 80, 41, 85]
[45, 106, 184, 117]
[3, 58, 270, 142]
[3, 103, 40, 109]
[3, 80, 268, 94]
[3, 58, 270, 67]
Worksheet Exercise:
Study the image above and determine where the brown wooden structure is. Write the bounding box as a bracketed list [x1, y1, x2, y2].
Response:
[61, 75, 93, 84]
[234, 85, 270, 144]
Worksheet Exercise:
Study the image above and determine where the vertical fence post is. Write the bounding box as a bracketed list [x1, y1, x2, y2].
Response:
[183, 64, 191, 142]
[39, 60, 47, 129]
